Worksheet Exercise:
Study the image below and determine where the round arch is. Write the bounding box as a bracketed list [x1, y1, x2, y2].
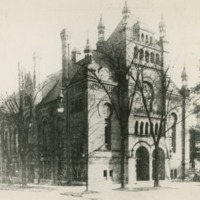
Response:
[40, 117, 50, 149]
[131, 141, 151, 158]
[136, 146, 150, 180]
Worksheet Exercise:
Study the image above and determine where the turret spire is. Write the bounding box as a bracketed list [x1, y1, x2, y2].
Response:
[98, 14, 105, 42]
[84, 33, 91, 55]
[159, 13, 166, 38]
[122, 1, 131, 25]
[122, 1, 131, 15]
[181, 66, 188, 88]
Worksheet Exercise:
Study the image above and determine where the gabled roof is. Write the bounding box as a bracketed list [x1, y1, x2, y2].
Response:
[38, 70, 62, 105]
[107, 13, 156, 45]
[38, 61, 84, 105]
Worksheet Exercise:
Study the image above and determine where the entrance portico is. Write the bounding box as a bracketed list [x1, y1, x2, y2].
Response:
[128, 143, 167, 185]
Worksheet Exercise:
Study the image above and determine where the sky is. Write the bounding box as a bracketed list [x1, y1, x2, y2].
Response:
[0, 0, 200, 93]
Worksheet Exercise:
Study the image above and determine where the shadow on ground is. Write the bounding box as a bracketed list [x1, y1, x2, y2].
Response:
[61, 190, 99, 198]
[0, 184, 56, 192]
[114, 186, 177, 192]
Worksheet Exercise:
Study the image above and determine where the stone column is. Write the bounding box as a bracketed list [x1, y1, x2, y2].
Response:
[128, 158, 136, 186]
[149, 156, 153, 180]
[165, 158, 171, 180]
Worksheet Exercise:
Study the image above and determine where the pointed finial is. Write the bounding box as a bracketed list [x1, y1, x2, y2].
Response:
[159, 13, 165, 28]
[181, 66, 187, 78]
[84, 33, 91, 54]
[159, 13, 166, 38]
[122, 0, 131, 15]
[122, 1, 131, 26]
[98, 14, 105, 29]
[181, 66, 188, 88]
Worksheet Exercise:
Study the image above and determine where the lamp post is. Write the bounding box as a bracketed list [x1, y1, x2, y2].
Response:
[57, 88, 64, 113]
[180, 66, 189, 181]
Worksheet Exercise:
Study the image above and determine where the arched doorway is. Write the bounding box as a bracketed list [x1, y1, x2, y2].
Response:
[136, 146, 149, 180]
[152, 148, 165, 180]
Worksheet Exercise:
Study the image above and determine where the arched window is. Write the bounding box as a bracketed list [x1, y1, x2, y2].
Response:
[170, 113, 177, 153]
[146, 35, 148, 43]
[4, 131, 9, 152]
[135, 121, 139, 135]
[57, 118, 63, 150]
[143, 82, 154, 111]
[150, 122, 154, 135]
[13, 129, 18, 153]
[145, 122, 149, 135]
[42, 120, 49, 151]
[134, 46, 138, 59]
[103, 103, 112, 150]
[145, 51, 149, 63]
[150, 52, 154, 63]
[155, 123, 159, 135]
[139, 49, 144, 61]
[156, 53, 160, 65]
[140, 122, 144, 135]
[141, 33, 144, 42]
[150, 36, 153, 43]
[25, 117, 32, 144]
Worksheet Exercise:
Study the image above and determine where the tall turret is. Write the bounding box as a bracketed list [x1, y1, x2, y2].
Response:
[98, 14, 105, 42]
[159, 14, 166, 39]
[96, 14, 105, 51]
[122, 1, 131, 25]
[84, 34, 91, 56]
[159, 14, 169, 69]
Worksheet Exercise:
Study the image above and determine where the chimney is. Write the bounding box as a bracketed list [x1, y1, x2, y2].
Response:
[60, 29, 71, 85]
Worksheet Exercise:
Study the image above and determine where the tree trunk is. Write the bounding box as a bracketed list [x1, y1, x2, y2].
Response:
[154, 145, 159, 187]
[120, 125, 126, 188]
[6, 161, 13, 185]
[85, 153, 89, 191]
[21, 159, 27, 187]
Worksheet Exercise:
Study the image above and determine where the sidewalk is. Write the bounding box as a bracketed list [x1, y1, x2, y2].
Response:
[57, 181, 200, 200]
[0, 181, 199, 200]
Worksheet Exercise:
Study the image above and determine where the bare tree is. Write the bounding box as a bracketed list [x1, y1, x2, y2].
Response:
[81, 37, 142, 188]
[0, 112, 14, 184]
[0, 61, 50, 187]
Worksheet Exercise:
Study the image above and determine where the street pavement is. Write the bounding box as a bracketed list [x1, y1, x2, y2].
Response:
[0, 181, 199, 200]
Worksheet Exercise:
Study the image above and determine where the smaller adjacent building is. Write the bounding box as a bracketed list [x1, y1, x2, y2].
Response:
[190, 125, 200, 170]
